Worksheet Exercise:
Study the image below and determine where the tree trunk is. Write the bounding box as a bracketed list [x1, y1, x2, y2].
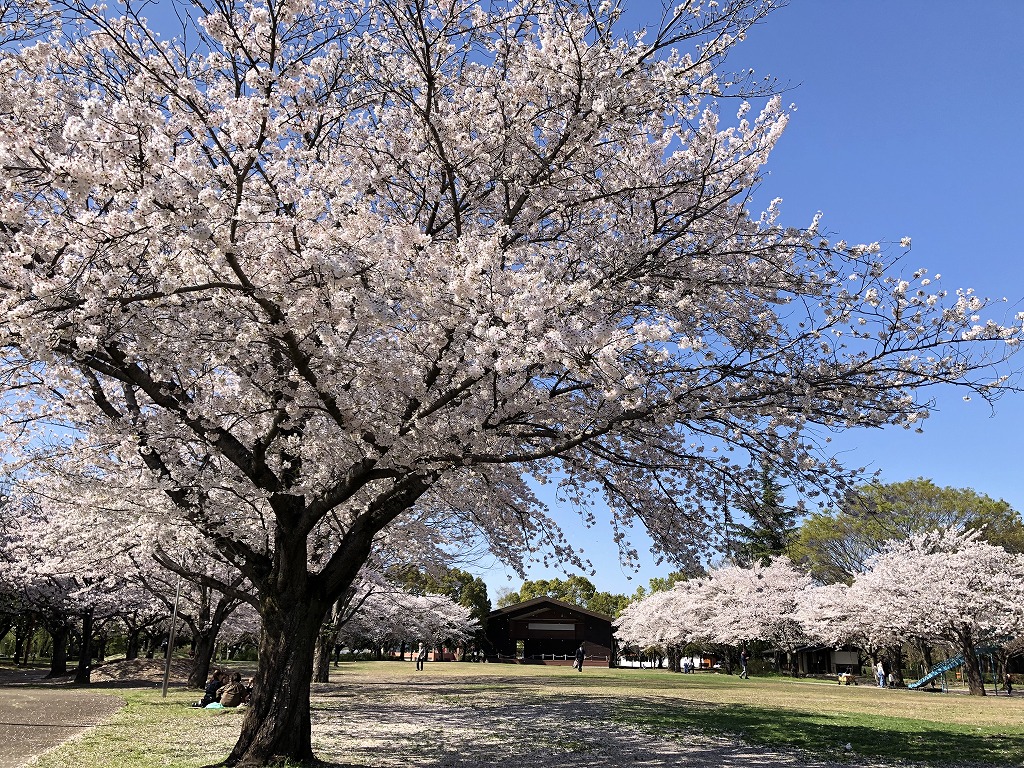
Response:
[920, 640, 934, 670]
[958, 628, 985, 696]
[125, 628, 140, 661]
[220, 595, 329, 767]
[145, 632, 158, 659]
[14, 614, 33, 665]
[46, 624, 69, 678]
[312, 632, 333, 683]
[189, 627, 220, 689]
[891, 647, 905, 687]
[74, 610, 93, 685]
[21, 615, 35, 666]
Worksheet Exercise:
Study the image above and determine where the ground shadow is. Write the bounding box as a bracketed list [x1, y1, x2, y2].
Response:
[615, 699, 1024, 765]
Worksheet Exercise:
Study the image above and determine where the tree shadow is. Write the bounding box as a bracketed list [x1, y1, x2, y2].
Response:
[615, 699, 1024, 765]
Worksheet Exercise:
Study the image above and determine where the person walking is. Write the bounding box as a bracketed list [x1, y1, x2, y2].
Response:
[574, 644, 585, 671]
[416, 642, 428, 671]
[739, 647, 749, 679]
[876, 660, 886, 688]
[1005, 672, 1014, 696]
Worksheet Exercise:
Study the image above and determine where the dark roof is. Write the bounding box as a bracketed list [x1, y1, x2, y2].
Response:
[487, 596, 613, 623]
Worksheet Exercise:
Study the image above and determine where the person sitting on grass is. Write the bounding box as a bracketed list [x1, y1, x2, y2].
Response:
[242, 676, 256, 705]
[214, 672, 247, 708]
[192, 669, 223, 708]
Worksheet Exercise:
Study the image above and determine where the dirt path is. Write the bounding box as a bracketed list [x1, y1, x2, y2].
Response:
[0, 672, 124, 768]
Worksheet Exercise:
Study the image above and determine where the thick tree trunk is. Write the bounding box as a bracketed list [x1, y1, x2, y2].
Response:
[74, 610, 93, 685]
[189, 627, 220, 689]
[125, 628, 140, 660]
[46, 624, 69, 678]
[958, 630, 983, 696]
[891, 647, 905, 687]
[219, 595, 329, 767]
[145, 632, 158, 659]
[921, 640, 934, 670]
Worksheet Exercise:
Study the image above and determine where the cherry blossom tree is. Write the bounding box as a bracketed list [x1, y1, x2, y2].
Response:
[616, 557, 811, 673]
[614, 583, 695, 653]
[848, 528, 1024, 695]
[140, 550, 252, 688]
[0, 494, 161, 682]
[1, 0, 1022, 763]
[695, 558, 811, 671]
[335, 583, 477, 657]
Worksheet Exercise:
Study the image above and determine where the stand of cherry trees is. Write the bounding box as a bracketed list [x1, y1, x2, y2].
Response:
[0, 485, 476, 685]
[616, 528, 1024, 694]
[2, 0, 1022, 763]
[0, 489, 260, 682]
[616, 556, 811, 674]
[335, 584, 477, 656]
[834, 528, 1024, 694]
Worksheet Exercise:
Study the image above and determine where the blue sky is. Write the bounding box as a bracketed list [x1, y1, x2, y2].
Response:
[475, 0, 1024, 598]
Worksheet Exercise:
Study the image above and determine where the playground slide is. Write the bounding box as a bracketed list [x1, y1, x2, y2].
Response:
[908, 645, 1005, 691]
[908, 654, 964, 690]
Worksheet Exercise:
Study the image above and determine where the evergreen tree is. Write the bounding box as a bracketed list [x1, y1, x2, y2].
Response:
[734, 465, 796, 566]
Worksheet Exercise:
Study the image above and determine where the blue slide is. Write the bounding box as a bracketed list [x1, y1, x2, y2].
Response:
[908, 654, 964, 690]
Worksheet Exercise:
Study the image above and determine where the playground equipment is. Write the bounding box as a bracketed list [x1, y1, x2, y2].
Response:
[908, 654, 964, 690]
[908, 646, 1002, 692]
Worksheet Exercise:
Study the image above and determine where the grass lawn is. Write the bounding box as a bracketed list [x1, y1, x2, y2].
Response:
[26, 662, 1024, 767]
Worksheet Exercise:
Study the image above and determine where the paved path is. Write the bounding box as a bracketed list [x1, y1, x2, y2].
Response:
[0, 685, 124, 768]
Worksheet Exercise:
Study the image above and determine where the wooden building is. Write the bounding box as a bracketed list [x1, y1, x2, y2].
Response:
[485, 597, 614, 666]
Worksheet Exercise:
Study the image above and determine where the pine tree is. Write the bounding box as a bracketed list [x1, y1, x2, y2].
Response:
[734, 465, 796, 566]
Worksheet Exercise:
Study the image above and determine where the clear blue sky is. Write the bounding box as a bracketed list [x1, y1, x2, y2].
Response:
[475, 0, 1024, 599]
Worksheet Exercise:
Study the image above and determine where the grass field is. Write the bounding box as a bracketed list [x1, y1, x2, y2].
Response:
[27, 662, 1024, 767]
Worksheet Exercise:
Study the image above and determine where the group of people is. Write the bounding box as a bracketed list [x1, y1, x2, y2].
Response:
[192, 669, 254, 709]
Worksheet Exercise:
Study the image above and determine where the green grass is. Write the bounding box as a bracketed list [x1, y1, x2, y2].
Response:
[23, 663, 1024, 766]
[32, 689, 244, 768]
[616, 697, 1024, 764]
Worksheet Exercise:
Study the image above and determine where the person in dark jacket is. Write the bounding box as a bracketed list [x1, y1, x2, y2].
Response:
[192, 669, 223, 707]
[574, 645, 585, 671]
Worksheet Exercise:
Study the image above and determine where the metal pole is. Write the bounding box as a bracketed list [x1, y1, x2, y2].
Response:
[161, 574, 183, 698]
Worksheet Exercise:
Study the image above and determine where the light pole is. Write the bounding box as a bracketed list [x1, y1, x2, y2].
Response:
[161, 574, 183, 698]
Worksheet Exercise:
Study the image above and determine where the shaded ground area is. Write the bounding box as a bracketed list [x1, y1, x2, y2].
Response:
[307, 675, 895, 768]
[0, 673, 124, 768]
[12, 665, 1022, 767]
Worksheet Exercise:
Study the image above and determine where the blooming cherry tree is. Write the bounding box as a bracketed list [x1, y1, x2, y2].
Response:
[336, 583, 477, 655]
[849, 528, 1024, 694]
[617, 557, 812, 672]
[1, 0, 1021, 763]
